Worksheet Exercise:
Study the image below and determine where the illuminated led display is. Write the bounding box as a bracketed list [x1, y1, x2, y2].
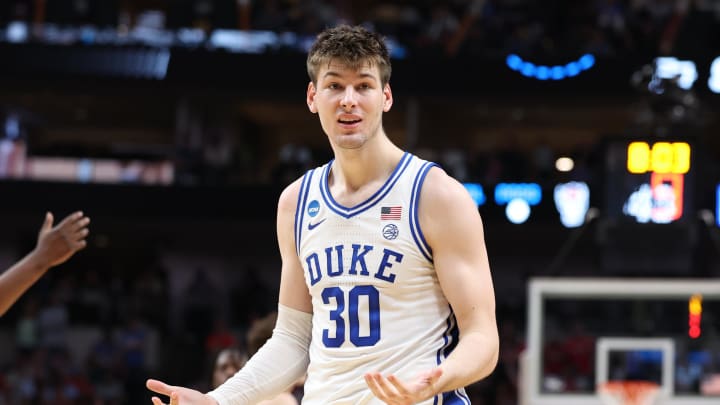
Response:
[688, 294, 702, 339]
[494, 183, 541, 225]
[623, 173, 684, 224]
[462, 183, 486, 207]
[622, 141, 689, 223]
[494, 183, 542, 205]
[655, 57, 698, 90]
[506, 198, 530, 224]
[607, 138, 694, 224]
[651, 173, 684, 222]
[627, 141, 691, 174]
[505, 54, 595, 81]
[553, 182, 590, 228]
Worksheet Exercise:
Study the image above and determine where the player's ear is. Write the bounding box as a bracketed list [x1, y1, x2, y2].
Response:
[307, 82, 318, 113]
[383, 83, 393, 112]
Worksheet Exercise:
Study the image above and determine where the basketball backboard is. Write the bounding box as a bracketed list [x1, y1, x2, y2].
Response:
[522, 278, 720, 405]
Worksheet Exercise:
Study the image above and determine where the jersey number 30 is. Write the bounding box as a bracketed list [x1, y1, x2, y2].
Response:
[322, 285, 380, 347]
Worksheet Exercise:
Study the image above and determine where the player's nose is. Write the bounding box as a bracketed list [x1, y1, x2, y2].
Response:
[340, 87, 357, 109]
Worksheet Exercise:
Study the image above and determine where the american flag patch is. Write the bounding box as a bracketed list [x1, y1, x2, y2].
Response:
[381, 206, 402, 220]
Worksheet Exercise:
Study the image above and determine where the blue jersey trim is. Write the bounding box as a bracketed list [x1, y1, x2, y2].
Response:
[409, 161, 437, 262]
[460, 389, 471, 404]
[436, 312, 454, 365]
[319, 152, 413, 219]
[442, 389, 470, 404]
[434, 317, 450, 405]
[294, 170, 315, 255]
[446, 320, 460, 359]
[435, 310, 469, 404]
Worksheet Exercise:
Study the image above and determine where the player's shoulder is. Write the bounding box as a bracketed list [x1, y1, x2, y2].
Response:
[422, 166, 467, 198]
[419, 166, 476, 211]
[277, 164, 324, 213]
[278, 177, 305, 214]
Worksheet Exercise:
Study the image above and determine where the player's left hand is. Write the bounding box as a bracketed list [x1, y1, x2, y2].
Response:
[364, 367, 443, 404]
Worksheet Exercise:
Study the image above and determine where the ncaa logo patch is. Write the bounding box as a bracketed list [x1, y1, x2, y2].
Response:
[382, 224, 399, 240]
[307, 200, 320, 217]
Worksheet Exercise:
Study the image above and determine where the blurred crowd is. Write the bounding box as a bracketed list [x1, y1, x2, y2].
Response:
[0, 250, 527, 405]
[1, 0, 719, 58]
[189, 138, 596, 190]
[0, 249, 168, 404]
[0, 1, 718, 404]
[361, 0, 720, 58]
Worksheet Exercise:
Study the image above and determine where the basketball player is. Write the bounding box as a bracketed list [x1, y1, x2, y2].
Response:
[147, 24, 498, 405]
[0, 211, 90, 316]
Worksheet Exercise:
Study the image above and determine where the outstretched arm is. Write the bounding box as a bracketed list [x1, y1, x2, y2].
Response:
[0, 211, 90, 316]
[365, 167, 499, 403]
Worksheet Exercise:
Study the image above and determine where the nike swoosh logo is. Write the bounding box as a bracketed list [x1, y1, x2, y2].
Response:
[308, 218, 327, 231]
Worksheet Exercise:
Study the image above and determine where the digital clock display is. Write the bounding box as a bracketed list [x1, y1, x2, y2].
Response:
[626, 141, 691, 174]
[605, 138, 694, 224]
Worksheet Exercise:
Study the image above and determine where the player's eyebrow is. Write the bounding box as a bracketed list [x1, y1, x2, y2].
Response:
[322, 71, 379, 82]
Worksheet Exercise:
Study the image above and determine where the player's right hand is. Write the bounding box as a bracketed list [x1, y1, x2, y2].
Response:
[146, 379, 218, 405]
[35, 211, 90, 268]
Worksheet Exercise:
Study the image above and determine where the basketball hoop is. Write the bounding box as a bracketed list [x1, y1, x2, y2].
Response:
[598, 380, 660, 405]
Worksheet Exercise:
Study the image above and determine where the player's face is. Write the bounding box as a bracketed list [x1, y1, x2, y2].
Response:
[307, 60, 393, 150]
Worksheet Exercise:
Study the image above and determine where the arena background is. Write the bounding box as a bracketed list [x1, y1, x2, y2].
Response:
[0, 1, 719, 404]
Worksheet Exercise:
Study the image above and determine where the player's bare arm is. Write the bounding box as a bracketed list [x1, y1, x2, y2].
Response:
[276, 178, 313, 314]
[421, 166, 499, 389]
[365, 166, 499, 403]
[0, 211, 90, 316]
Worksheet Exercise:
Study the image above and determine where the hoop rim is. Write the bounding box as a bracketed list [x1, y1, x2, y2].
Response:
[598, 380, 661, 389]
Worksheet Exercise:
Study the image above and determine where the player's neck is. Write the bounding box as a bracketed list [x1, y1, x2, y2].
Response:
[330, 139, 404, 193]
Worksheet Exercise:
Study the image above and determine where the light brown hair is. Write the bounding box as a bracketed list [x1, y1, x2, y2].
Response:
[306, 24, 392, 86]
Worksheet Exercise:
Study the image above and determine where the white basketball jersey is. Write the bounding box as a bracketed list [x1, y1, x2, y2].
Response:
[294, 152, 471, 405]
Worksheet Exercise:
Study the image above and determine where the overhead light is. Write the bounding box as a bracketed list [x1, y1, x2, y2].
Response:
[555, 157, 574, 172]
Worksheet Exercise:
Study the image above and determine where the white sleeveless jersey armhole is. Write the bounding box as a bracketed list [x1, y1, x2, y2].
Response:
[294, 152, 471, 405]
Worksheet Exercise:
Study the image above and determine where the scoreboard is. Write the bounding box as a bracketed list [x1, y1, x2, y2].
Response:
[605, 138, 695, 224]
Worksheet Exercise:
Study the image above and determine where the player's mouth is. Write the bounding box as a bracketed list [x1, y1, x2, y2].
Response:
[338, 116, 362, 129]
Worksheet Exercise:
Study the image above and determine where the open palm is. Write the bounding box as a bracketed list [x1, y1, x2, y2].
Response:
[364, 367, 443, 405]
[146, 379, 217, 405]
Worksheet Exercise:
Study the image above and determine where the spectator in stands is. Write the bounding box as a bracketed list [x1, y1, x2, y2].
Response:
[87, 327, 122, 384]
[211, 311, 302, 405]
[119, 315, 150, 403]
[205, 317, 239, 357]
[15, 298, 40, 354]
[211, 348, 247, 391]
[37, 289, 69, 354]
